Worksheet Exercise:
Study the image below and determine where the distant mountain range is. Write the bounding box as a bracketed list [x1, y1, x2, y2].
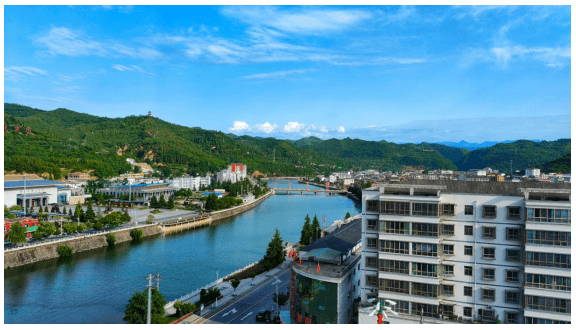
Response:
[4, 103, 571, 178]
[434, 140, 542, 151]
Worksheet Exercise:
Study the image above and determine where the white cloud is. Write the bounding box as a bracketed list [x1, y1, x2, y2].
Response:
[4, 66, 47, 81]
[229, 121, 250, 132]
[112, 64, 155, 75]
[492, 45, 571, 68]
[242, 69, 316, 80]
[253, 122, 278, 133]
[337, 126, 346, 133]
[283, 122, 304, 133]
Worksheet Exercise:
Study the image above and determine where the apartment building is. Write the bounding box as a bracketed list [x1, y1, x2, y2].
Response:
[360, 180, 570, 324]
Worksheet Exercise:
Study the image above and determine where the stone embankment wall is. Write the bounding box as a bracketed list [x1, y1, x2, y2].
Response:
[209, 190, 274, 222]
[4, 225, 162, 269]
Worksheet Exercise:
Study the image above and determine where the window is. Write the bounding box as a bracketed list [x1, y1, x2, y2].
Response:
[442, 285, 454, 296]
[366, 276, 378, 287]
[380, 259, 410, 274]
[411, 283, 438, 297]
[525, 252, 570, 269]
[482, 226, 496, 239]
[412, 243, 438, 257]
[365, 257, 378, 269]
[482, 288, 495, 301]
[381, 201, 410, 215]
[525, 317, 569, 324]
[465, 205, 473, 215]
[506, 228, 521, 241]
[480, 308, 495, 321]
[442, 244, 454, 255]
[464, 286, 473, 297]
[366, 219, 378, 230]
[482, 268, 495, 280]
[527, 208, 570, 224]
[380, 240, 409, 254]
[505, 312, 519, 324]
[506, 270, 519, 282]
[507, 206, 521, 220]
[505, 291, 520, 304]
[412, 223, 438, 237]
[441, 224, 454, 235]
[464, 266, 473, 276]
[525, 295, 571, 314]
[464, 246, 473, 256]
[412, 203, 439, 217]
[482, 247, 495, 259]
[463, 307, 472, 317]
[379, 279, 409, 294]
[526, 230, 571, 246]
[366, 200, 379, 212]
[464, 225, 473, 236]
[412, 262, 437, 277]
[441, 204, 455, 215]
[482, 205, 497, 218]
[396, 301, 409, 314]
[442, 265, 454, 276]
[366, 238, 377, 249]
[381, 221, 408, 234]
[411, 303, 437, 318]
[506, 249, 520, 261]
[525, 274, 571, 291]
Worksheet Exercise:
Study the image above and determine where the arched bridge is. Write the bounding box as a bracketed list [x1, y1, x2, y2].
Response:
[273, 188, 348, 195]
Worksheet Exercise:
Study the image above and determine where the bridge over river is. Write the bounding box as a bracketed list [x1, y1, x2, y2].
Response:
[274, 188, 347, 195]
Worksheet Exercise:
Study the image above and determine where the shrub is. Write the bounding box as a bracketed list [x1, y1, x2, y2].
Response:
[57, 245, 73, 257]
[106, 233, 116, 246]
[130, 228, 143, 241]
[7, 213, 16, 219]
[9, 205, 22, 211]
[32, 231, 43, 240]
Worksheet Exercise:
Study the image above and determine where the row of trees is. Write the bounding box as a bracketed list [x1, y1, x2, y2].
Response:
[300, 214, 322, 245]
[203, 194, 242, 212]
[150, 195, 175, 209]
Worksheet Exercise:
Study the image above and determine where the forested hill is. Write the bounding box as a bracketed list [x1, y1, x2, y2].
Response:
[541, 153, 571, 174]
[4, 103, 570, 178]
[454, 139, 571, 173]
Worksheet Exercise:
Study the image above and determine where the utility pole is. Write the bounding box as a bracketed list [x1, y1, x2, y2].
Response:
[147, 273, 153, 324]
[23, 174, 27, 216]
[155, 272, 161, 290]
[273, 148, 275, 163]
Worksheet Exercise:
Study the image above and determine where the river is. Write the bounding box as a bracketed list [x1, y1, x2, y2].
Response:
[4, 179, 360, 324]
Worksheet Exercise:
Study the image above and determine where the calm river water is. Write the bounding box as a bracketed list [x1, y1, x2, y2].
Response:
[4, 179, 360, 324]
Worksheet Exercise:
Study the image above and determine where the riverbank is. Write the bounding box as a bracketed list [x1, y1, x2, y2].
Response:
[4, 224, 161, 269]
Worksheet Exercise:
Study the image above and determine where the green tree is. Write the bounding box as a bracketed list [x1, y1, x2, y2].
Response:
[77, 224, 87, 233]
[38, 221, 57, 237]
[273, 291, 289, 307]
[68, 209, 72, 217]
[122, 208, 131, 223]
[150, 195, 158, 209]
[311, 214, 321, 242]
[263, 228, 285, 271]
[63, 222, 78, 234]
[106, 233, 116, 246]
[7, 222, 27, 245]
[123, 288, 167, 324]
[299, 214, 312, 245]
[173, 301, 195, 318]
[4, 206, 9, 217]
[85, 200, 96, 222]
[130, 228, 143, 241]
[32, 231, 44, 240]
[7, 213, 16, 219]
[93, 221, 103, 231]
[73, 204, 82, 221]
[167, 195, 175, 209]
[44, 205, 49, 213]
[345, 212, 351, 219]
[146, 215, 155, 224]
[231, 279, 240, 295]
[57, 245, 73, 257]
[158, 195, 166, 208]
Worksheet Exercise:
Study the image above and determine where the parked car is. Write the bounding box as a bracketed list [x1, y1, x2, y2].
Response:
[255, 310, 271, 323]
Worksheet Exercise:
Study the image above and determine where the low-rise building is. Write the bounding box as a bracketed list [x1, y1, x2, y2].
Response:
[4, 179, 71, 208]
[4, 218, 39, 239]
[66, 172, 91, 181]
[96, 183, 176, 205]
[290, 218, 362, 324]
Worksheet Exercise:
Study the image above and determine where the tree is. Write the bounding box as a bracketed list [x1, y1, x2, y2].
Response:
[85, 200, 96, 222]
[122, 208, 131, 223]
[158, 194, 167, 208]
[77, 224, 87, 233]
[150, 195, 158, 209]
[345, 212, 351, 219]
[44, 205, 49, 213]
[263, 228, 284, 271]
[7, 222, 27, 245]
[93, 221, 103, 231]
[57, 245, 73, 257]
[299, 214, 312, 245]
[68, 209, 72, 217]
[123, 288, 167, 324]
[63, 223, 78, 234]
[311, 214, 321, 242]
[146, 215, 155, 224]
[32, 231, 43, 240]
[273, 291, 289, 307]
[231, 279, 240, 295]
[130, 228, 143, 241]
[7, 213, 16, 219]
[38, 221, 57, 237]
[167, 195, 175, 209]
[106, 233, 116, 246]
[173, 301, 194, 318]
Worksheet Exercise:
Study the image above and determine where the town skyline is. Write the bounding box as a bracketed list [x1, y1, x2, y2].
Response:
[4, 5, 571, 143]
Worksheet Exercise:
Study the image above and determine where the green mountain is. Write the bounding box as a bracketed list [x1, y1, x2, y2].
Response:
[541, 153, 571, 174]
[454, 139, 571, 173]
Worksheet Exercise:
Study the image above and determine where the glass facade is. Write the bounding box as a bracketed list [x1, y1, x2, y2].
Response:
[294, 273, 338, 324]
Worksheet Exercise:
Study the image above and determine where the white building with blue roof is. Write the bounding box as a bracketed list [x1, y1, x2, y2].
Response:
[4, 179, 71, 208]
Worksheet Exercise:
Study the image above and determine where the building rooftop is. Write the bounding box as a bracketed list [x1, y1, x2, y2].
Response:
[300, 217, 361, 256]
[4, 180, 65, 188]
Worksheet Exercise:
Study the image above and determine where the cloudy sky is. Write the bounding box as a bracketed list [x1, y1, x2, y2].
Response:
[4, 5, 571, 143]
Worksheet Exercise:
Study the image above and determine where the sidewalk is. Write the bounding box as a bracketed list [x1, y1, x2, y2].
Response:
[172, 259, 291, 324]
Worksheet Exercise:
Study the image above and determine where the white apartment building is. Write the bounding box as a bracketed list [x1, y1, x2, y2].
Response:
[216, 163, 247, 184]
[170, 174, 212, 191]
[360, 180, 571, 324]
[525, 168, 541, 178]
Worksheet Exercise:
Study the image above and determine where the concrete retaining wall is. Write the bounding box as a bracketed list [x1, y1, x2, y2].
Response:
[4, 225, 162, 269]
[209, 190, 274, 222]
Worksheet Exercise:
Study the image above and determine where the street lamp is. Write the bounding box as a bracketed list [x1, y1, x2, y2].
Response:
[273, 275, 280, 315]
[216, 270, 220, 308]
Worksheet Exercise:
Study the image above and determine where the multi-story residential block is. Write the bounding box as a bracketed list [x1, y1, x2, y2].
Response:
[525, 168, 541, 178]
[216, 164, 247, 184]
[170, 174, 212, 191]
[360, 180, 570, 324]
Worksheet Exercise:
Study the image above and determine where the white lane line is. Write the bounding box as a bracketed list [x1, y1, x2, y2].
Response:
[240, 312, 253, 321]
[222, 308, 237, 317]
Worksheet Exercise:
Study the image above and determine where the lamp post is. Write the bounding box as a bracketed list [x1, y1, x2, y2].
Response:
[273, 275, 280, 314]
[216, 270, 220, 308]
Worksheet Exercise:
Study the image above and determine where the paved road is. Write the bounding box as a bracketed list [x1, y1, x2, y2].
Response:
[194, 268, 291, 324]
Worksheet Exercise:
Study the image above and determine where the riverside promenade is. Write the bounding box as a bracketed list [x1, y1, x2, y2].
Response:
[170, 259, 291, 324]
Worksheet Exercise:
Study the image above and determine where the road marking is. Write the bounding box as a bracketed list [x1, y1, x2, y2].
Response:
[223, 308, 237, 317]
[270, 279, 282, 285]
[240, 312, 253, 321]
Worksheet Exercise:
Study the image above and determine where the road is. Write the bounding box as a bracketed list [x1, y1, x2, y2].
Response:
[198, 268, 291, 324]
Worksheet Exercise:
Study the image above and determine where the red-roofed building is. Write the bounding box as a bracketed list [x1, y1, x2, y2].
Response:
[4, 219, 39, 239]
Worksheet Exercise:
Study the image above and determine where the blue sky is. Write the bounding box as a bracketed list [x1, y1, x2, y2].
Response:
[4, 5, 571, 143]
